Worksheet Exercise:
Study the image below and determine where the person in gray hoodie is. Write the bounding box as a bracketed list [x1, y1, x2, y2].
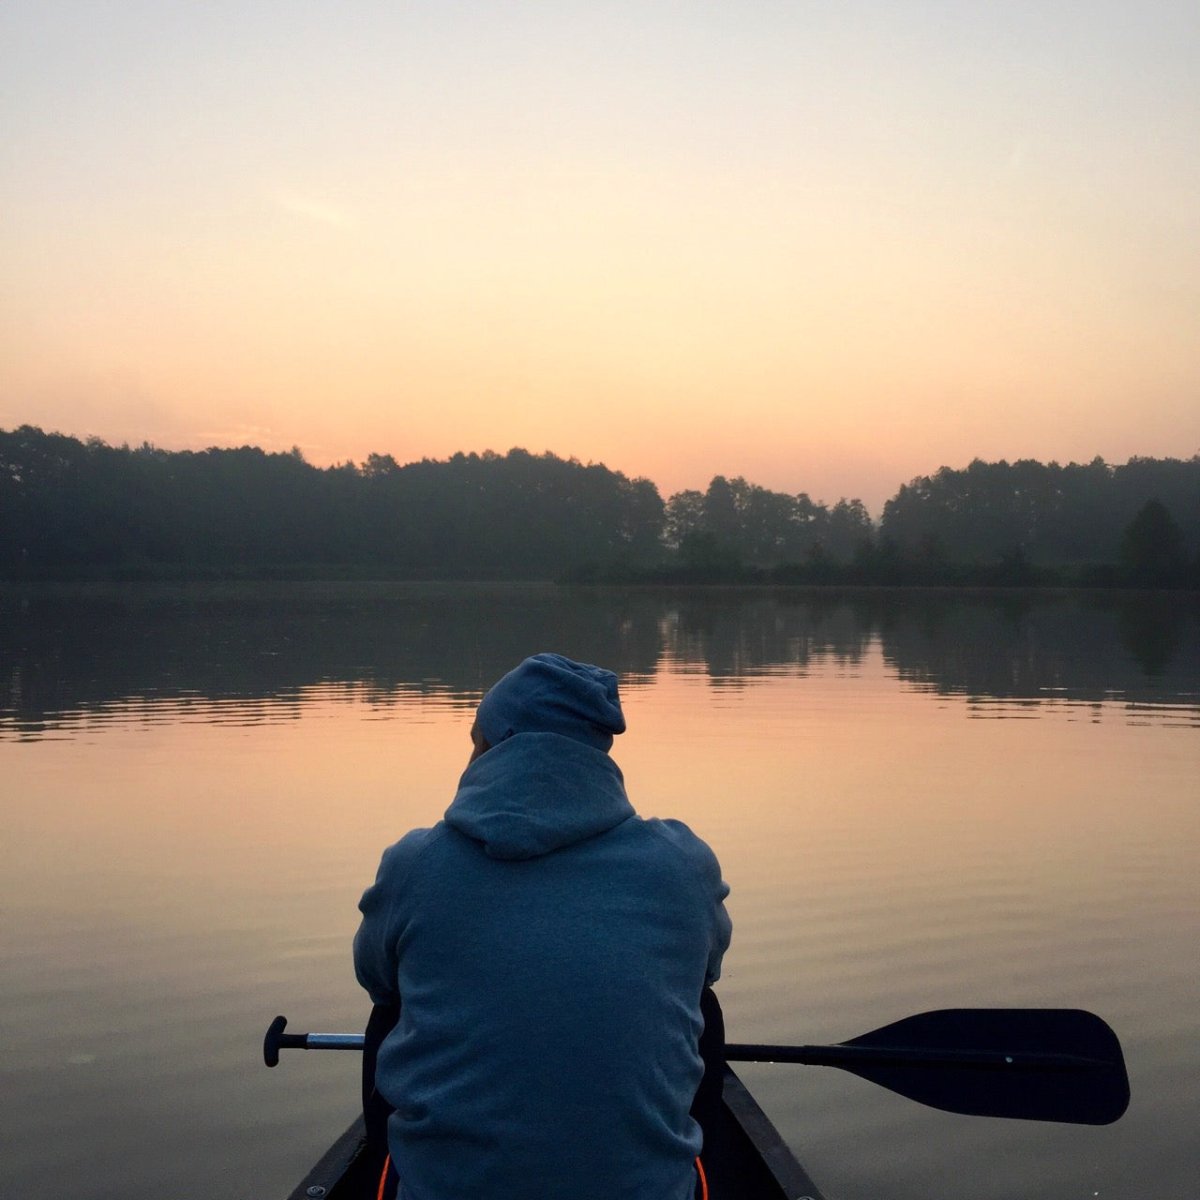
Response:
[354, 652, 732, 1200]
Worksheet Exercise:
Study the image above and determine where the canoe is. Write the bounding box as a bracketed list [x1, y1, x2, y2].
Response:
[283, 1065, 827, 1200]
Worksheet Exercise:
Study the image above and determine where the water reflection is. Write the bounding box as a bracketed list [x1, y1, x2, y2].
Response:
[660, 592, 873, 683]
[2, 583, 1197, 1200]
[1, 584, 1197, 738]
[877, 592, 1199, 722]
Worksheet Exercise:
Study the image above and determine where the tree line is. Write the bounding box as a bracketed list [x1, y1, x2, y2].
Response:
[1, 426, 1196, 585]
[876, 457, 1199, 587]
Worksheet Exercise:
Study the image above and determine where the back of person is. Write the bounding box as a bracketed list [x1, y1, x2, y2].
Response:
[354, 655, 731, 1200]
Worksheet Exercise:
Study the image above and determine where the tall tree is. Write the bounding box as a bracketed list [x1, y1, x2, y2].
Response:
[1120, 499, 1186, 579]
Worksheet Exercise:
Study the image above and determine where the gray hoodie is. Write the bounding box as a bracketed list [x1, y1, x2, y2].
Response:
[354, 731, 732, 1200]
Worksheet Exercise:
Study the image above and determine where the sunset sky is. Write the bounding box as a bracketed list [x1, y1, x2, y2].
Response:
[3, 2, 1197, 514]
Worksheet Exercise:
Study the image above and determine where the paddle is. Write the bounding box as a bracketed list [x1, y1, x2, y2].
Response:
[264, 1007, 1129, 1126]
[726, 1008, 1129, 1125]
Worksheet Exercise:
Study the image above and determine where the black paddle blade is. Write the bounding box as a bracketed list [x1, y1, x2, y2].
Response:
[726, 1007, 1130, 1125]
[840, 1008, 1130, 1125]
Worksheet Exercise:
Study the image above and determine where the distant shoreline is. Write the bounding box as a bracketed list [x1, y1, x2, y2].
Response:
[3, 427, 1198, 589]
[1, 568, 1196, 594]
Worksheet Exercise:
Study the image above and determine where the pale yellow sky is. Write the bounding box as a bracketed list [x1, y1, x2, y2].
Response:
[2, 2, 1197, 514]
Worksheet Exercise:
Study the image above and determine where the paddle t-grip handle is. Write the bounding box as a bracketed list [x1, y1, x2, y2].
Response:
[264, 1015, 310, 1067]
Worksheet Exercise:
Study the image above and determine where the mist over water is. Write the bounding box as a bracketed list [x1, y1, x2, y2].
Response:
[1, 584, 1197, 1199]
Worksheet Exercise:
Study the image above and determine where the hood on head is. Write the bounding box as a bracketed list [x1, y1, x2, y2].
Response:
[475, 653, 626, 753]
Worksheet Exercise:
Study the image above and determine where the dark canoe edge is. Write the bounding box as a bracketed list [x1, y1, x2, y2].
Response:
[284, 1065, 828, 1200]
[284, 1117, 368, 1200]
[717, 1067, 828, 1200]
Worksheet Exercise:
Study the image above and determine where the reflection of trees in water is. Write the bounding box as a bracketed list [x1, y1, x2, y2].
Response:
[0, 585, 875, 733]
[2, 585, 1196, 737]
[1113, 595, 1189, 678]
[0, 585, 665, 736]
[659, 592, 873, 684]
[879, 592, 1199, 706]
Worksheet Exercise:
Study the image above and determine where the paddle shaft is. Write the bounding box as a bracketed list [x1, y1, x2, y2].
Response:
[271, 1033, 1103, 1072]
[276, 1032, 363, 1051]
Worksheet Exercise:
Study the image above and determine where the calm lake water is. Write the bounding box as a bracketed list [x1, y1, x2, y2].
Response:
[2, 583, 1197, 1200]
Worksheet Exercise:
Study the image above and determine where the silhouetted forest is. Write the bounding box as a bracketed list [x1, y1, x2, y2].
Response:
[2, 426, 1198, 585]
[879, 458, 1200, 586]
[0, 427, 662, 580]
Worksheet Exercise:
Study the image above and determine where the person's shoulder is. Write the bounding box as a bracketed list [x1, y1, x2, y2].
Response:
[375, 823, 447, 876]
[639, 817, 723, 875]
[641, 815, 712, 849]
[637, 818, 730, 911]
